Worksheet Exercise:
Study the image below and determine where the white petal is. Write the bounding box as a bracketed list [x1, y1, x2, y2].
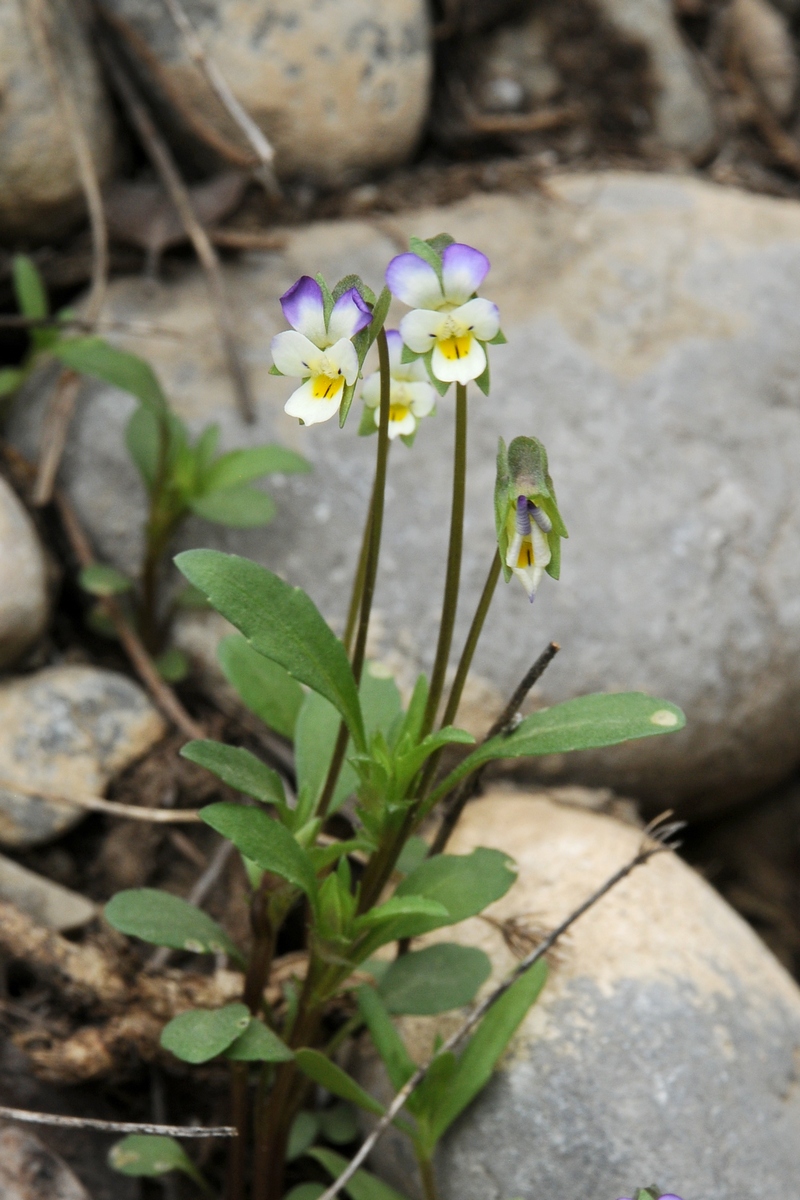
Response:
[531, 524, 551, 568]
[271, 330, 323, 378]
[284, 379, 342, 426]
[399, 308, 443, 354]
[386, 253, 443, 309]
[506, 531, 523, 571]
[441, 243, 490, 305]
[361, 370, 381, 408]
[452, 297, 500, 341]
[512, 562, 544, 600]
[431, 335, 486, 385]
[406, 381, 436, 417]
[325, 338, 360, 385]
[388, 409, 417, 439]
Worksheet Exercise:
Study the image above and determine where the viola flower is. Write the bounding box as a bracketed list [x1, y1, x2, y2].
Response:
[271, 276, 372, 426]
[361, 330, 436, 441]
[495, 435, 568, 603]
[385, 240, 501, 388]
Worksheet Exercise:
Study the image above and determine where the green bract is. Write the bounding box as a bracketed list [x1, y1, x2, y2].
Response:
[495, 435, 568, 584]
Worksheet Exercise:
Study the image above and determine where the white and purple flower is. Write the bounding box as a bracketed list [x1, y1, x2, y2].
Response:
[271, 276, 372, 426]
[361, 330, 436, 441]
[385, 242, 501, 387]
[505, 495, 553, 601]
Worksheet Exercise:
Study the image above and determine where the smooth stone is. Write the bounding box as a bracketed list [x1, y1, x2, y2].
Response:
[102, 0, 431, 186]
[0, 476, 49, 669]
[595, 0, 717, 159]
[0, 855, 95, 931]
[0, 665, 167, 848]
[12, 172, 800, 816]
[0, 1124, 90, 1200]
[0, 0, 115, 240]
[356, 789, 800, 1200]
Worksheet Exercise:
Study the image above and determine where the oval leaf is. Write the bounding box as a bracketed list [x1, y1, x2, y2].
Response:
[181, 740, 286, 807]
[53, 337, 167, 412]
[161, 1003, 250, 1064]
[395, 848, 516, 930]
[176, 550, 364, 749]
[189, 486, 277, 528]
[200, 802, 318, 903]
[226, 1017, 294, 1062]
[203, 445, 309, 491]
[378, 943, 492, 1015]
[104, 888, 241, 961]
[109, 1135, 204, 1185]
[294, 1049, 385, 1116]
[78, 563, 132, 597]
[218, 633, 303, 740]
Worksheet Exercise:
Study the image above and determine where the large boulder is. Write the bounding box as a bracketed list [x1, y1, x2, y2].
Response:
[0, 0, 116, 241]
[101, 0, 431, 185]
[11, 172, 800, 815]
[356, 789, 800, 1200]
[0, 476, 49, 668]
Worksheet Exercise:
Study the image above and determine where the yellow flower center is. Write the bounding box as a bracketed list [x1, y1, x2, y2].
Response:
[311, 374, 345, 401]
[389, 402, 411, 424]
[438, 334, 473, 361]
[516, 539, 534, 569]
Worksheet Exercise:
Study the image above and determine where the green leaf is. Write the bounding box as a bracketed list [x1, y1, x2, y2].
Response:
[104, 888, 241, 960]
[12, 255, 48, 319]
[285, 1186, 325, 1200]
[109, 1135, 206, 1188]
[181, 740, 286, 807]
[199, 803, 318, 903]
[294, 1049, 385, 1116]
[295, 691, 358, 813]
[287, 1111, 320, 1161]
[176, 551, 365, 750]
[309, 1148, 411, 1200]
[226, 1017, 294, 1062]
[318, 1102, 359, 1145]
[378, 944, 491, 1015]
[161, 1003, 251, 1063]
[357, 987, 415, 1094]
[367, 287, 392, 350]
[0, 367, 24, 397]
[189, 486, 277, 527]
[125, 404, 162, 490]
[155, 647, 189, 683]
[338, 379, 358, 428]
[218, 633, 303, 740]
[352, 896, 449, 932]
[358, 403, 378, 437]
[316, 274, 335, 329]
[409, 236, 444, 287]
[175, 583, 211, 610]
[428, 694, 687, 809]
[394, 836, 429, 878]
[78, 563, 132, 597]
[428, 959, 548, 1142]
[395, 848, 516, 932]
[203, 444, 309, 492]
[53, 337, 167, 412]
[473, 356, 490, 397]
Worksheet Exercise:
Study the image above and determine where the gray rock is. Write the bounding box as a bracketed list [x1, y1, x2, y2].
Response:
[0, 1124, 90, 1200]
[0, 666, 167, 848]
[102, 0, 431, 186]
[0, 476, 49, 669]
[0, 856, 95, 931]
[356, 789, 800, 1200]
[595, 0, 717, 159]
[0, 0, 116, 241]
[12, 172, 800, 816]
[729, 0, 798, 119]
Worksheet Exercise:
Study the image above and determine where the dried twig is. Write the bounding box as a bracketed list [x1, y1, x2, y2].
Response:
[317, 816, 683, 1200]
[97, 34, 256, 422]
[466, 104, 583, 135]
[0, 1105, 235, 1138]
[0, 776, 201, 823]
[0, 314, 185, 339]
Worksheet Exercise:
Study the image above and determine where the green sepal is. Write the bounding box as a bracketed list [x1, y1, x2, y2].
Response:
[269, 364, 285, 376]
[494, 438, 513, 583]
[400, 343, 425, 364]
[339, 379, 358, 428]
[332, 274, 376, 308]
[487, 328, 508, 345]
[409, 236, 444, 287]
[358, 404, 378, 437]
[473, 355, 490, 396]
[316, 274, 335, 329]
[422, 350, 450, 397]
[367, 286, 392, 350]
[399, 426, 418, 448]
[425, 232, 456, 255]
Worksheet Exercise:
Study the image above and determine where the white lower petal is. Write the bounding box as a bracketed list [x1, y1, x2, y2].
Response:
[406, 381, 436, 417]
[452, 297, 500, 342]
[325, 338, 360, 386]
[284, 379, 342, 426]
[400, 308, 444, 354]
[431, 336, 486, 384]
[506, 531, 523, 571]
[531, 524, 551, 568]
[388, 409, 417, 439]
[512, 562, 544, 599]
[361, 370, 381, 408]
[271, 330, 323, 377]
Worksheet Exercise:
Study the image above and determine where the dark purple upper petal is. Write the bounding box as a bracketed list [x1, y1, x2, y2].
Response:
[280, 275, 326, 344]
[328, 287, 372, 341]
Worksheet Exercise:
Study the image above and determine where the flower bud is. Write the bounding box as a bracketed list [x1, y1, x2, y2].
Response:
[494, 436, 568, 601]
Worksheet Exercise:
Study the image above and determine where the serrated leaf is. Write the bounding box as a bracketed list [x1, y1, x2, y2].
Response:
[176, 551, 365, 749]
[395, 848, 516, 931]
[189, 486, 277, 527]
[161, 1003, 251, 1063]
[287, 1111, 320, 1161]
[200, 802, 318, 903]
[78, 563, 132, 597]
[53, 337, 167, 412]
[218, 633, 303, 740]
[378, 944, 491, 1015]
[104, 888, 241, 961]
[181, 740, 286, 807]
[294, 1050, 385, 1116]
[226, 1017, 294, 1062]
[12, 255, 48, 319]
[309, 1147, 411, 1200]
[203, 445, 309, 492]
[109, 1135, 206, 1187]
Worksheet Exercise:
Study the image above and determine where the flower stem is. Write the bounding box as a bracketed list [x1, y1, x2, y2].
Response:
[440, 549, 501, 729]
[421, 382, 468, 737]
[417, 1154, 440, 1200]
[317, 327, 392, 818]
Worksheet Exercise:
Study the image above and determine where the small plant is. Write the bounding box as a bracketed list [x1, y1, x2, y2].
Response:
[104, 238, 686, 1200]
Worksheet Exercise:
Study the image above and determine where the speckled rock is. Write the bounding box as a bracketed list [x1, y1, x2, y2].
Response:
[0, 476, 49, 668]
[356, 789, 800, 1200]
[12, 172, 800, 815]
[0, 666, 167, 848]
[102, 0, 431, 185]
[0, 0, 115, 240]
[0, 1124, 90, 1200]
[0, 856, 95, 931]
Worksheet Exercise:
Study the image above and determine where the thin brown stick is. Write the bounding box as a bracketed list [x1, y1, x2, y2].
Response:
[316, 817, 683, 1200]
[159, 0, 280, 196]
[0, 314, 185, 339]
[0, 1105, 235, 1138]
[53, 488, 205, 740]
[208, 228, 285, 251]
[466, 103, 583, 135]
[0, 776, 201, 823]
[97, 35, 256, 422]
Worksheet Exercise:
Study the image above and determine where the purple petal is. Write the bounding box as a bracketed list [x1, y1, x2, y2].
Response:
[441, 242, 490, 304]
[328, 288, 372, 342]
[386, 253, 442, 309]
[280, 276, 326, 344]
[385, 328, 403, 368]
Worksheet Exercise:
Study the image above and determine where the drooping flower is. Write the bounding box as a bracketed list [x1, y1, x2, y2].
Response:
[271, 276, 372, 426]
[494, 435, 568, 602]
[385, 239, 502, 388]
[360, 329, 436, 442]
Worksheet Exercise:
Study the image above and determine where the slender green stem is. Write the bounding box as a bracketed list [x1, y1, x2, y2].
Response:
[317, 328, 392, 818]
[417, 1154, 440, 1200]
[440, 549, 501, 729]
[343, 482, 375, 655]
[421, 383, 468, 738]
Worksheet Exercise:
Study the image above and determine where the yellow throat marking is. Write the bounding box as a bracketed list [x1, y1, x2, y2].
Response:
[389, 403, 411, 424]
[438, 334, 473, 361]
[311, 374, 345, 401]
